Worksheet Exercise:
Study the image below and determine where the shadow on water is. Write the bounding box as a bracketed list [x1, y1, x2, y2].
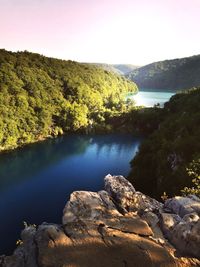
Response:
[0, 133, 142, 255]
[0, 135, 90, 191]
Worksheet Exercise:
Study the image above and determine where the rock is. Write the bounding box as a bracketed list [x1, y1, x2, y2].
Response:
[20, 226, 38, 267]
[35, 224, 73, 267]
[104, 174, 162, 214]
[141, 211, 165, 240]
[62, 190, 122, 238]
[104, 174, 136, 213]
[170, 214, 200, 258]
[62, 189, 153, 238]
[34, 225, 177, 267]
[63, 190, 121, 222]
[0, 226, 38, 267]
[160, 213, 181, 237]
[188, 194, 200, 202]
[0, 254, 25, 267]
[1, 175, 200, 266]
[131, 191, 163, 214]
[169, 213, 200, 259]
[164, 196, 200, 217]
[161, 196, 200, 259]
[112, 215, 153, 236]
[182, 212, 199, 223]
[141, 211, 159, 228]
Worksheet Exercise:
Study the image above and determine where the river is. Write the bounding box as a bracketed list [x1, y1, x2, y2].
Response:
[0, 133, 142, 255]
[0, 89, 175, 254]
[128, 89, 175, 107]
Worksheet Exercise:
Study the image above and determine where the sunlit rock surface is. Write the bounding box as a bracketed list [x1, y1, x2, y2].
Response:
[0, 175, 199, 267]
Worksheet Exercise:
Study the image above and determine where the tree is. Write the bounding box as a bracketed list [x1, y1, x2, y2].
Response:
[181, 157, 200, 197]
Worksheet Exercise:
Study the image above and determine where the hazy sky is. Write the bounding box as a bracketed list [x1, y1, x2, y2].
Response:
[0, 0, 200, 65]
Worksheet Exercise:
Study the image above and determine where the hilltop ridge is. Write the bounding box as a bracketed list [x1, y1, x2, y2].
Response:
[88, 63, 139, 75]
[127, 54, 200, 90]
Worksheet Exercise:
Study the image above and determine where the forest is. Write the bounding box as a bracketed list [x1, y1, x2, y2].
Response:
[0, 49, 137, 151]
[127, 55, 200, 90]
[92, 63, 139, 75]
[0, 49, 199, 198]
[128, 87, 200, 198]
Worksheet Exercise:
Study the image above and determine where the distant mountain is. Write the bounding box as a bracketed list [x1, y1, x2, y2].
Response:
[89, 63, 122, 75]
[113, 64, 139, 75]
[127, 55, 200, 91]
[89, 63, 139, 75]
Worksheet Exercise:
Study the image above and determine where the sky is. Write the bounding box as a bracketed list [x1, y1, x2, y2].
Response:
[0, 0, 200, 65]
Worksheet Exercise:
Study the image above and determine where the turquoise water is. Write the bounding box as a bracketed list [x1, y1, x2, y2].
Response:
[128, 90, 174, 107]
[0, 133, 142, 254]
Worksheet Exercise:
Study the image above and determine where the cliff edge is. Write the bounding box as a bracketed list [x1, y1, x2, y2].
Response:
[1, 175, 200, 267]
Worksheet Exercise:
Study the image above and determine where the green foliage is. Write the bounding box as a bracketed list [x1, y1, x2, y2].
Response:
[127, 55, 200, 90]
[128, 87, 200, 198]
[121, 106, 164, 135]
[181, 157, 200, 197]
[92, 63, 139, 75]
[0, 49, 138, 151]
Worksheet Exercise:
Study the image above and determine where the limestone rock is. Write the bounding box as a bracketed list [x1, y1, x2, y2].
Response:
[160, 213, 181, 237]
[110, 215, 153, 236]
[62, 190, 122, 238]
[161, 212, 200, 259]
[1, 175, 200, 267]
[104, 174, 162, 214]
[104, 174, 136, 213]
[164, 196, 200, 217]
[141, 211, 165, 240]
[62, 189, 153, 238]
[35, 224, 73, 267]
[141, 211, 159, 228]
[0, 226, 38, 267]
[161, 195, 200, 259]
[171, 214, 200, 258]
[35, 225, 177, 267]
[131, 191, 163, 214]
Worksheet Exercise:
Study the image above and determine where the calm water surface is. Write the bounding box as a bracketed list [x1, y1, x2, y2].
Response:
[0, 133, 141, 254]
[129, 89, 174, 107]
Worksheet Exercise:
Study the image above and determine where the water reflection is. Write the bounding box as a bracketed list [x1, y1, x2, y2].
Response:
[0, 136, 90, 191]
[0, 133, 141, 255]
[128, 90, 174, 107]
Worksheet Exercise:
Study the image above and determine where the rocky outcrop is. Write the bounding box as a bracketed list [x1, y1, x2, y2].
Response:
[161, 196, 200, 258]
[164, 195, 200, 217]
[104, 175, 162, 214]
[1, 175, 200, 267]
